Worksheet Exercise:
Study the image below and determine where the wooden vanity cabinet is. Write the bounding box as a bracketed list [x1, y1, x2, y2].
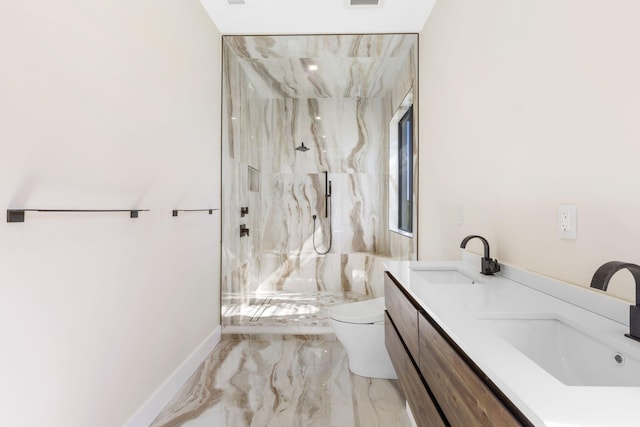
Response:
[384, 272, 530, 427]
[384, 271, 420, 360]
[385, 312, 446, 427]
[418, 313, 521, 426]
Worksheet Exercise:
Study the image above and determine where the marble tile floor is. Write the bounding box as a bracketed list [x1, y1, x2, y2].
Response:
[151, 337, 411, 427]
[221, 292, 373, 335]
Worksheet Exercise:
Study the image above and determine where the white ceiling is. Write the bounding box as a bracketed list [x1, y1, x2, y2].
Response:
[199, 0, 436, 35]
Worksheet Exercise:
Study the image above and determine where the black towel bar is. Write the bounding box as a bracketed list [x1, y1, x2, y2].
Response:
[6, 209, 150, 223]
[172, 209, 218, 217]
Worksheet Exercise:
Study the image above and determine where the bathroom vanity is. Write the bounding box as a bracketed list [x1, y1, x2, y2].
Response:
[384, 256, 640, 427]
[385, 272, 525, 426]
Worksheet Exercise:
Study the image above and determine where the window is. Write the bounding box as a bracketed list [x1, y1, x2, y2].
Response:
[388, 90, 414, 238]
[398, 106, 413, 233]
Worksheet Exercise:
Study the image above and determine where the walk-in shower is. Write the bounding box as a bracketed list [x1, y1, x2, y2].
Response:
[221, 34, 418, 333]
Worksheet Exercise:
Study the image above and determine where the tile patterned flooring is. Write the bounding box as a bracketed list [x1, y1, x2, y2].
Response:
[151, 337, 411, 427]
[152, 292, 410, 426]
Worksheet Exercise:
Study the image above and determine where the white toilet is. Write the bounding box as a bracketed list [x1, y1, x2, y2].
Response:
[328, 297, 397, 379]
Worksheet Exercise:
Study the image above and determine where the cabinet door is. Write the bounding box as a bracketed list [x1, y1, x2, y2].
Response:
[418, 313, 522, 427]
[384, 272, 420, 361]
[385, 312, 446, 427]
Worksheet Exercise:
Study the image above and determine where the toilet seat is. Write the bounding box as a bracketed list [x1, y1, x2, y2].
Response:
[328, 297, 385, 324]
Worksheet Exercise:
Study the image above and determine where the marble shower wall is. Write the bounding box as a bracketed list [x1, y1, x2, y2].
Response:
[260, 97, 386, 254]
[256, 96, 390, 296]
[221, 35, 418, 302]
[221, 43, 265, 297]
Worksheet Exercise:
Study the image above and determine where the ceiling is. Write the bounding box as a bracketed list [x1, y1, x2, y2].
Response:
[200, 0, 436, 35]
[224, 34, 417, 98]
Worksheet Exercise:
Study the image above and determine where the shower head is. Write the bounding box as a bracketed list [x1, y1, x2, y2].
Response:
[295, 142, 309, 152]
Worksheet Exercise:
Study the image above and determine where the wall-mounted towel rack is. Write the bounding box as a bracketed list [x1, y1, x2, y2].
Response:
[6, 209, 149, 223]
[172, 209, 219, 217]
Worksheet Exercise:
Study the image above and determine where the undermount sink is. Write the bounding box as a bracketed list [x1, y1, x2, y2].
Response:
[410, 268, 480, 285]
[477, 314, 640, 387]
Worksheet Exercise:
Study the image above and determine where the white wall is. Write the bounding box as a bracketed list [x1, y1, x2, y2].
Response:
[418, 0, 640, 301]
[0, 1, 221, 426]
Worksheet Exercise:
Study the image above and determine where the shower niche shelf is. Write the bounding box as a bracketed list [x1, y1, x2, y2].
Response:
[248, 166, 260, 192]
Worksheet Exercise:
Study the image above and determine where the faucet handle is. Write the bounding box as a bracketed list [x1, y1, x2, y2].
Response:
[481, 257, 501, 275]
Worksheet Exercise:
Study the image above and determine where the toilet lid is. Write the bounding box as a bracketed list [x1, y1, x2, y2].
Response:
[328, 297, 385, 324]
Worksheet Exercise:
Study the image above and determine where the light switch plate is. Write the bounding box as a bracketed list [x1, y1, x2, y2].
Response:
[455, 205, 463, 225]
[558, 204, 577, 240]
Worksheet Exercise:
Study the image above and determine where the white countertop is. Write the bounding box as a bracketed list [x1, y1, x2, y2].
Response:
[384, 255, 640, 427]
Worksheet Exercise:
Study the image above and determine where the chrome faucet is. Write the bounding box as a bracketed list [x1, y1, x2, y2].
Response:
[590, 261, 640, 342]
[460, 235, 501, 275]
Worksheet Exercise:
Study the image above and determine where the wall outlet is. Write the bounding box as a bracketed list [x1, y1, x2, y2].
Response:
[558, 204, 577, 240]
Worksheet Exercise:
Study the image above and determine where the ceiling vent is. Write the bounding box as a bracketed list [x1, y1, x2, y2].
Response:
[349, 0, 380, 6]
[227, 0, 245, 5]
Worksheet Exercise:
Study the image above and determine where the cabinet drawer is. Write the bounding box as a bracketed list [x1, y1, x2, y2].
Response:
[385, 312, 446, 427]
[418, 313, 521, 427]
[384, 272, 419, 360]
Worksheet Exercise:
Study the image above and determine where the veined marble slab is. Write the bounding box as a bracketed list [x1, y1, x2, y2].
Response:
[225, 35, 415, 60]
[224, 34, 416, 99]
[150, 338, 410, 427]
[221, 291, 372, 333]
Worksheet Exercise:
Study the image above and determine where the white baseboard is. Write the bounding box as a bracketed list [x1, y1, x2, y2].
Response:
[124, 326, 222, 427]
[406, 401, 418, 427]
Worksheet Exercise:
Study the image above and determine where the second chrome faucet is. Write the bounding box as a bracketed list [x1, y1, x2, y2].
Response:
[460, 235, 501, 275]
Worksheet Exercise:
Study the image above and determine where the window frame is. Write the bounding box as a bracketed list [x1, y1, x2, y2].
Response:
[397, 106, 413, 233]
[388, 89, 414, 239]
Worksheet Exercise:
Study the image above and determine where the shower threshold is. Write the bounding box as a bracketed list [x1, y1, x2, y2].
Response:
[222, 291, 372, 335]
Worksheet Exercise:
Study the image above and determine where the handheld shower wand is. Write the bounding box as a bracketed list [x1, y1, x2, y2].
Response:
[325, 171, 332, 218]
[313, 171, 333, 254]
